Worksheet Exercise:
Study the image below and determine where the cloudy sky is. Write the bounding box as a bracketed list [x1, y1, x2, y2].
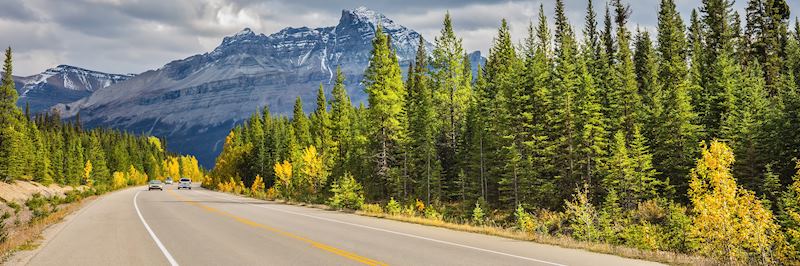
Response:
[1, 0, 798, 76]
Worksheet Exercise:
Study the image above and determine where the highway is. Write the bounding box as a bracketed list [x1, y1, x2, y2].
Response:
[12, 184, 662, 266]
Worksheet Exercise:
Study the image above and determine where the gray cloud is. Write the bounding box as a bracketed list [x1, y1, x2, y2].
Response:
[1, 0, 798, 76]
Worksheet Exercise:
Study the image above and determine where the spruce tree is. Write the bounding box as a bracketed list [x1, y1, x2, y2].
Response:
[655, 0, 702, 200]
[407, 36, 441, 202]
[432, 12, 471, 200]
[292, 97, 312, 148]
[609, 0, 644, 139]
[363, 25, 406, 196]
[329, 67, 353, 180]
[551, 0, 582, 201]
[0, 47, 24, 182]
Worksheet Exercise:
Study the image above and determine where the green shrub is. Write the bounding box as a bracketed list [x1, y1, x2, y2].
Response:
[471, 201, 485, 225]
[565, 186, 599, 242]
[7, 202, 20, 214]
[361, 203, 383, 214]
[424, 206, 442, 221]
[386, 198, 401, 216]
[401, 204, 416, 217]
[328, 173, 365, 210]
[25, 193, 50, 220]
[515, 204, 534, 233]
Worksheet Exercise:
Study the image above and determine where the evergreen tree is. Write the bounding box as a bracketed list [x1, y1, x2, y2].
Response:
[363, 25, 406, 196]
[329, 67, 353, 180]
[0, 47, 24, 182]
[292, 97, 312, 149]
[721, 61, 769, 191]
[407, 36, 441, 202]
[551, 0, 582, 201]
[655, 0, 702, 200]
[609, 0, 644, 138]
[432, 12, 471, 200]
[634, 28, 663, 148]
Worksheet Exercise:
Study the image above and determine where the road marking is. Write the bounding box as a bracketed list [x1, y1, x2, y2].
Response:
[167, 190, 387, 266]
[134, 191, 179, 266]
[201, 190, 567, 266]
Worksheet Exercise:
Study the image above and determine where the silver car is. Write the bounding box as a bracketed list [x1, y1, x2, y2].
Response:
[177, 178, 192, 190]
[148, 180, 164, 191]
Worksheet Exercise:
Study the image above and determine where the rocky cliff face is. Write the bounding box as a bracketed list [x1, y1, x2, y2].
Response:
[8, 65, 133, 113]
[54, 7, 483, 167]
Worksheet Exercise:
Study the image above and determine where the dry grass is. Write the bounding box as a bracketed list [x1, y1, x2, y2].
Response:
[226, 190, 716, 265]
[0, 196, 96, 258]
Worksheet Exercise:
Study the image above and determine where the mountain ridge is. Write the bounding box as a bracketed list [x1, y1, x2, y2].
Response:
[52, 7, 483, 167]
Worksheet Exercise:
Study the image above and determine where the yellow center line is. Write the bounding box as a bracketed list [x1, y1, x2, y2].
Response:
[167, 190, 388, 266]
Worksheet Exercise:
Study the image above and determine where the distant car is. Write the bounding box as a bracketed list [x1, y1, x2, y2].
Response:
[148, 180, 164, 191]
[165, 178, 173, 185]
[177, 178, 191, 190]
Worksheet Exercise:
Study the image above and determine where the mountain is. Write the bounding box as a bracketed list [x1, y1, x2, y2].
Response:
[54, 7, 484, 167]
[7, 65, 133, 113]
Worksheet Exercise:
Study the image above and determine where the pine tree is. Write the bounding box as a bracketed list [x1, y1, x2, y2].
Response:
[655, 0, 702, 200]
[292, 97, 312, 148]
[86, 133, 110, 184]
[634, 28, 663, 146]
[608, 0, 644, 138]
[407, 36, 441, 202]
[329, 67, 353, 180]
[432, 12, 471, 200]
[576, 52, 608, 192]
[363, 25, 406, 196]
[0, 47, 24, 182]
[721, 61, 769, 191]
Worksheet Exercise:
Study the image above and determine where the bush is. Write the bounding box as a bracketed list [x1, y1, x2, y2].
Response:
[361, 203, 383, 214]
[424, 206, 442, 221]
[7, 202, 20, 214]
[26, 193, 50, 220]
[415, 199, 425, 213]
[328, 173, 364, 210]
[471, 201, 485, 225]
[515, 204, 534, 233]
[565, 186, 599, 242]
[401, 204, 416, 217]
[386, 198, 401, 216]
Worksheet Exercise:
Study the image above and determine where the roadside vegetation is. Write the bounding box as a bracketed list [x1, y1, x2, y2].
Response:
[0, 47, 206, 256]
[204, 0, 800, 264]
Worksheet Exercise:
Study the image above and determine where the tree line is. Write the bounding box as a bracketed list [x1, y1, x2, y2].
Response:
[208, 0, 800, 263]
[0, 48, 203, 191]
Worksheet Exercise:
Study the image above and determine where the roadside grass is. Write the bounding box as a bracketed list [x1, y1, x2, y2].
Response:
[227, 190, 715, 266]
[0, 194, 97, 260]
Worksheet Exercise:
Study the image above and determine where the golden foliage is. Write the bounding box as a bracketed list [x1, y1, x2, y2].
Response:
[111, 171, 127, 189]
[148, 136, 163, 152]
[299, 145, 327, 194]
[274, 160, 293, 198]
[689, 141, 783, 263]
[83, 160, 93, 186]
[251, 175, 265, 193]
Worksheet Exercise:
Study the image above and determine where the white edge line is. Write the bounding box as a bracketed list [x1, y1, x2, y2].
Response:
[134, 190, 179, 266]
[199, 190, 567, 266]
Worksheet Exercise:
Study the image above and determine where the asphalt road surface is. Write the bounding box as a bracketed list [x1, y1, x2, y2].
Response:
[14, 184, 662, 266]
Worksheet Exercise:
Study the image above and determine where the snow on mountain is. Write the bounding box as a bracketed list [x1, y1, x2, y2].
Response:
[53, 7, 482, 167]
[7, 65, 133, 113]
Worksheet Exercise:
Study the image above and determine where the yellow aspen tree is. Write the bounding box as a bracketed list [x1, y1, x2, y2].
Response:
[251, 175, 265, 194]
[83, 160, 93, 186]
[300, 145, 327, 194]
[689, 141, 783, 263]
[274, 160, 293, 198]
[112, 171, 127, 189]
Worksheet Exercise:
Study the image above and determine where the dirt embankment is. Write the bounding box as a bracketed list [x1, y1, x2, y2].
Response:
[0, 182, 84, 203]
